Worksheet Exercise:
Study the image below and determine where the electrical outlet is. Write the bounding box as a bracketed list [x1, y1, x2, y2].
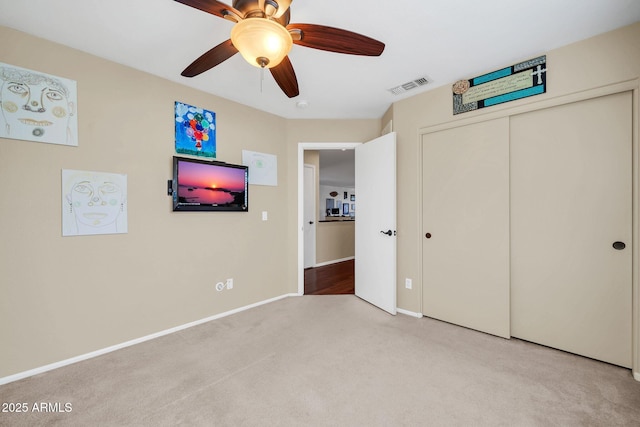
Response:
[262, 211, 268, 221]
[405, 278, 412, 289]
[226, 278, 234, 290]
[215, 282, 225, 292]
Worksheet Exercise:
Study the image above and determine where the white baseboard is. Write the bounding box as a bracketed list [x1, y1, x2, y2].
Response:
[396, 308, 423, 318]
[314, 256, 355, 268]
[634, 371, 640, 382]
[0, 293, 297, 386]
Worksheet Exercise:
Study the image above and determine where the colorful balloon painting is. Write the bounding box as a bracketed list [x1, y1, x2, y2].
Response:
[175, 102, 216, 158]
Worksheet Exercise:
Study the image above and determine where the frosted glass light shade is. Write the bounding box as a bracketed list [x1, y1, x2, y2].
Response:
[230, 18, 293, 68]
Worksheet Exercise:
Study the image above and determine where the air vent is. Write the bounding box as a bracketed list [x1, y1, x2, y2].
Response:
[388, 76, 430, 95]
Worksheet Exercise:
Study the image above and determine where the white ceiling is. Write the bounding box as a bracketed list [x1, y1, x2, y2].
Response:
[1, 0, 639, 120]
[319, 150, 355, 188]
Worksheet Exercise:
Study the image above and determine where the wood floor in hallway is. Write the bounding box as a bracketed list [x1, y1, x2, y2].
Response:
[304, 259, 355, 295]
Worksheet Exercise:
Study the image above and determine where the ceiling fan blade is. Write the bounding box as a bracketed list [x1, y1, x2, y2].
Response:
[287, 24, 385, 56]
[181, 39, 238, 77]
[174, 0, 242, 19]
[270, 56, 299, 98]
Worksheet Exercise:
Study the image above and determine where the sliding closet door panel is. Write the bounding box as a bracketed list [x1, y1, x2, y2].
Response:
[422, 118, 510, 338]
[511, 92, 632, 368]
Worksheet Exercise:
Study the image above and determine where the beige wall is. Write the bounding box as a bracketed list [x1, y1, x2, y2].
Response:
[3, 22, 639, 379]
[316, 221, 355, 264]
[390, 23, 640, 377]
[0, 26, 289, 377]
[0, 27, 379, 378]
[391, 22, 640, 315]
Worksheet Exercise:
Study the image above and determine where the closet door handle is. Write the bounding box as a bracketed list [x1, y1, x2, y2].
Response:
[612, 241, 626, 250]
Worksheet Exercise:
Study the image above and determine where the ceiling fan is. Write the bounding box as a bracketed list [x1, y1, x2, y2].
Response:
[174, 0, 385, 98]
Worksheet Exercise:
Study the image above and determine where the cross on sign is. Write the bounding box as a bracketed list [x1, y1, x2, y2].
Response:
[531, 64, 547, 85]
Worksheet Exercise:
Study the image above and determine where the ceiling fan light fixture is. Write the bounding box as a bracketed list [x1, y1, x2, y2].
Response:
[231, 18, 293, 69]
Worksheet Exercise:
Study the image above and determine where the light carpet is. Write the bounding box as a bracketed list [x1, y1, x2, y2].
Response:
[1, 295, 639, 426]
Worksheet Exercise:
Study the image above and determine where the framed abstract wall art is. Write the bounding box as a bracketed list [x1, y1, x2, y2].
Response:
[175, 101, 216, 158]
[0, 62, 78, 146]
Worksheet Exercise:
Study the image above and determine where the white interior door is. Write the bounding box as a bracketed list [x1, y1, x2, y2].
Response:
[422, 118, 510, 338]
[303, 164, 316, 269]
[510, 92, 632, 368]
[355, 132, 397, 314]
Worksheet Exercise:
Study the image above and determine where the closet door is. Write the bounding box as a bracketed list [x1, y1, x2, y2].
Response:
[422, 118, 510, 338]
[510, 92, 632, 367]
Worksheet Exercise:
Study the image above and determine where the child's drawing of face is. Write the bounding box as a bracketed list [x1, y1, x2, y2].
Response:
[0, 66, 75, 145]
[69, 178, 124, 229]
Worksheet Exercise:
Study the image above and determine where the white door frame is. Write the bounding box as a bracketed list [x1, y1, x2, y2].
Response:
[297, 142, 361, 295]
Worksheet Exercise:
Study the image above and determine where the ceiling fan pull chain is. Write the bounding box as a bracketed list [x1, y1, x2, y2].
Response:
[260, 66, 264, 93]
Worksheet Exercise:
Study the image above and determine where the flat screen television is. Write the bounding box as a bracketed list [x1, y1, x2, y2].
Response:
[172, 156, 248, 212]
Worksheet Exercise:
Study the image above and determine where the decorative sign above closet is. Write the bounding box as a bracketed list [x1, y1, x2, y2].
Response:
[453, 55, 547, 115]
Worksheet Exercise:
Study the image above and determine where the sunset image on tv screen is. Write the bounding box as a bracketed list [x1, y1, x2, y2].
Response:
[177, 160, 246, 205]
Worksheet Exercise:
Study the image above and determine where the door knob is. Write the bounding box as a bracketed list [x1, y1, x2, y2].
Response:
[380, 230, 393, 236]
[425, 233, 432, 239]
[613, 241, 626, 250]
[309, 221, 314, 225]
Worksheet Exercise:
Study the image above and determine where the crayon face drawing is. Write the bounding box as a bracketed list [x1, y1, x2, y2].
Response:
[62, 170, 127, 236]
[0, 63, 77, 146]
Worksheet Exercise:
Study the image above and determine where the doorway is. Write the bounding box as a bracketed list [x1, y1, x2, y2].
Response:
[297, 143, 360, 295]
[297, 134, 398, 315]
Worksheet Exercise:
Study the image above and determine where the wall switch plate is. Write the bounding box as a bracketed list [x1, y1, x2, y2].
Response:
[405, 278, 412, 289]
[226, 278, 234, 289]
[262, 211, 268, 221]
